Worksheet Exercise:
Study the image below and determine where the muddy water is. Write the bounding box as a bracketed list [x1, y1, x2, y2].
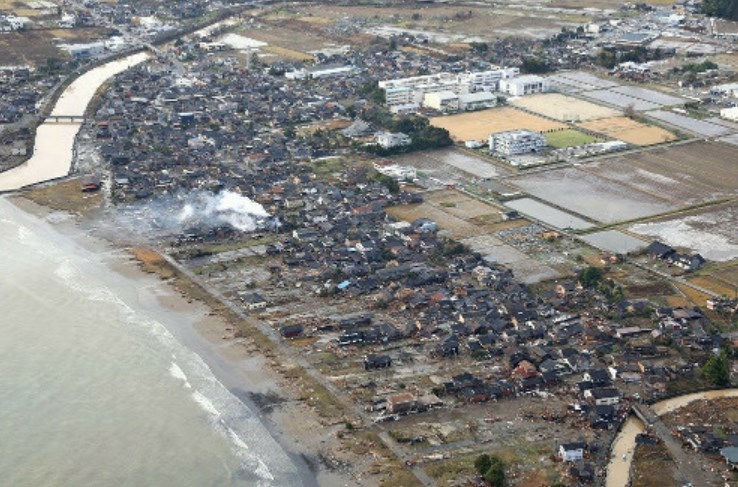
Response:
[0, 52, 149, 191]
[606, 389, 738, 487]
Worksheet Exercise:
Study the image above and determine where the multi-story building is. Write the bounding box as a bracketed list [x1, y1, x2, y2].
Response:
[379, 68, 520, 107]
[499, 75, 549, 96]
[489, 130, 546, 156]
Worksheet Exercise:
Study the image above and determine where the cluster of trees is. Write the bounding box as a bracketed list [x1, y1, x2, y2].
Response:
[594, 46, 665, 69]
[365, 115, 453, 156]
[521, 57, 551, 74]
[359, 80, 386, 105]
[703, 349, 731, 387]
[681, 60, 718, 74]
[578, 266, 625, 304]
[474, 454, 506, 487]
[702, 0, 738, 20]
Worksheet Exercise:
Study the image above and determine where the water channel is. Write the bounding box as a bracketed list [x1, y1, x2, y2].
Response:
[0, 51, 150, 192]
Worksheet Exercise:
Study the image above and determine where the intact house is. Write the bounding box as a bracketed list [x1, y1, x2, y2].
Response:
[376, 132, 412, 149]
[559, 442, 586, 462]
[585, 387, 621, 406]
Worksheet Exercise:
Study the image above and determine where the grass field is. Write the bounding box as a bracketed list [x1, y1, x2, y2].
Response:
[430, 107, 566, 142]
[509, 93, 620, 121]
[579, 116, 678, 145]
[545, 129, 600, 148]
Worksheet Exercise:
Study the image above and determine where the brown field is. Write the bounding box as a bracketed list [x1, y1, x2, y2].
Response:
[688, 275, 738, 297]
[0, 30, 69, 66]
[387, 189, 505, 239]
[509, 93, 620, 121]
[295, 4, 587, 40]
[579, 116, 678, 145]
[430, 107, 566, 141]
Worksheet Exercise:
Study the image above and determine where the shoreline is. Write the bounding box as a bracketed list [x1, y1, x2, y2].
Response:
[5, 195, 354, 487]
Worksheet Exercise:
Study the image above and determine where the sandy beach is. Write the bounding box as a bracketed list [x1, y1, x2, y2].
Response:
[7, 195, 362, 487]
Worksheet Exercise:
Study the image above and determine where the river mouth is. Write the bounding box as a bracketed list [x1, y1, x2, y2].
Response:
[0, 52, 150, 192]
[606, 389, 738, 487]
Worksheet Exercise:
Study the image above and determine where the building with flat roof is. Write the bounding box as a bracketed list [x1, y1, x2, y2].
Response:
[499, 75, 549, 96]
[458, 92, 497, 111]
[376, 132, 412, 149]
[423, 90, 459, 112]
[489, 130, 546, 156]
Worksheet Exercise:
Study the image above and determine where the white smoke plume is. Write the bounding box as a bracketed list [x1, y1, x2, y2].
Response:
[101, 190, 271, 243]
[177, 190, 269, 232]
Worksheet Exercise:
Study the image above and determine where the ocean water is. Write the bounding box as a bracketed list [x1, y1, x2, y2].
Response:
[0, 199, 302, 487]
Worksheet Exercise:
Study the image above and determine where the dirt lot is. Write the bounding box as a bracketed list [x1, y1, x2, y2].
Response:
[293, 3, 587, 40]
[509, 93, 620, 122]
[579, 116, 678, 145]
[630, 442, 678, 487]
[430, 107, 566, 142]
[387, 189, 506, 240]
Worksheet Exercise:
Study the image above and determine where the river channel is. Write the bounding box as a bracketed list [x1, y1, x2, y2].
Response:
[606, 388, 738, 487]
[0, 51, 149, 192]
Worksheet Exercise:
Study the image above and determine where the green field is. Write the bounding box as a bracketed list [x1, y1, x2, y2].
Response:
[545, 129, 600, 148]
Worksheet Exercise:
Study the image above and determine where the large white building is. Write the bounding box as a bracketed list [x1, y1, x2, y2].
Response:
[423, 90, 459, 112]
[379, 68, 520, 107]
[376, 132, 412, 149]
[489, 130, 546, 156]
[499, 75, 549, 96]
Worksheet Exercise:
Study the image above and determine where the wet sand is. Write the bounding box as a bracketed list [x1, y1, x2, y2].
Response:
[8, 196, 353, 487]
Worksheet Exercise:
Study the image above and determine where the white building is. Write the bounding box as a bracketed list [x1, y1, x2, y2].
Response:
[499, 75, 549, 96]
[385, 86, 414, 106]
[304, 64, 355, 79]
[558, 443, 585, 462]
[458, 92, 497, 111]
[376, 132, 412, 149]
[65, 42, 106, 60]
[423, 90, 459, 112]
[380, 68, 519, 107]
[458, 67, 519, 91]
[721, 107, 738, 121]
[489, 130, 546, 156]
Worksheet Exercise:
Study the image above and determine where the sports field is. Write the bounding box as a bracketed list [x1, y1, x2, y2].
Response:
[579, 116, 678, 145]
[545, 129, 600, 148]
[509, 93, 620, 121]
[430, 107, 566, 141]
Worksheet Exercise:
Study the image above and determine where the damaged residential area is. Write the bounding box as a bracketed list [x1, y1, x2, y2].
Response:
[6, 0, 738, 485]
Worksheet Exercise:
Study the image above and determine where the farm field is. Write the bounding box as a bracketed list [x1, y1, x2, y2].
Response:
[545, 129, 601, 148]
[585, 141, 738, 204]
[394, 148, 512, 187]
[509, 93, 620, 121]
[581, 89, 661, 111]
[545, 70, 619, 93]
[630, 203, 738, 261]
[646, 110, 733, 137]
[430, 107, 566, 142]
[509, 168, 676, 224]
[579, 116, 678, 145]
